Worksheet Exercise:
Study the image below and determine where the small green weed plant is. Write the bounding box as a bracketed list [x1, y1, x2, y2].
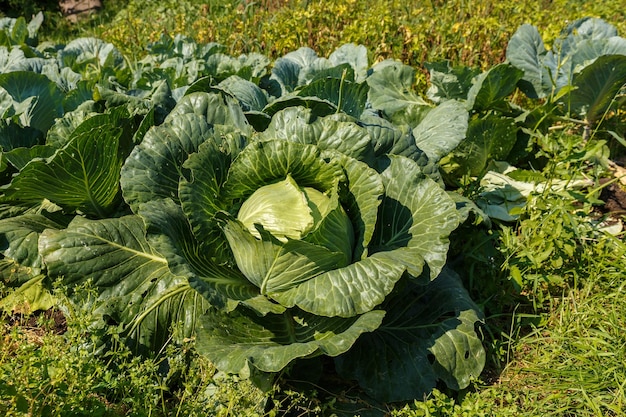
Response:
[0, 286, 268, 416]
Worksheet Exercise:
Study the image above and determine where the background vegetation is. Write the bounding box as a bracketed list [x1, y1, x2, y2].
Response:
[2, 0, 626, 415]
[6, 0, 626, 68]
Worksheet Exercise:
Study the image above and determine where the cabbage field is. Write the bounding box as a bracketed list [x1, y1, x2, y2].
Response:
[1, 8, 626, 417]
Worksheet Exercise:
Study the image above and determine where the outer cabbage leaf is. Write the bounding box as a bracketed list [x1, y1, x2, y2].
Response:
[41, 63, 81, 94]
[1, 108, 134, 217]
[366, 60, 431, 121]
[360, 114, 443, 184]
[0, 213, 67, 285]
[554, 18, 621, 64]
[425, 60, 480, 103]
[552, 30, 626, 92]
[93, 80, 176, 125]
[507, 18, 626, 99]
[218, 75, 269, 112]
[466, 63, 524, 111]
[196, 306, 385, 375]
[0, 71, 64, 133]
[39, 215, 210, 352]
[0, 274, 56, 314]
[202, 52, 269, 84]
[296, 76, 369, 118]
[261, 95, 337, 119]
[299, 63, 355, 86]
[59, 37, 124, 75]
[269, 47, 320, 93]
[360, 114, 425, 162]
[412, 99, 468, 163]
[165, 91, 251, 134]
[145, 34, 226, 63]
[560, 54, 626, 124]
[0, 120, 41, 152]
[2, 145, 55, 172]
[121, 113, 215, 213]
[26, 12, 43, 42]
[328, 43, 369, 82]
[335, 268, 486, 403]
[269, 251, 406, 318]
[258, 107, 373, 162]
[505, 24, 554, 98]
[0, 47, 29, 73]
[336, 154, 384, 260]
[45, 108, 96, 149]
[440, 115, 519, 178]
[369, 155, 459, 280]
[177, 133, 247, 245]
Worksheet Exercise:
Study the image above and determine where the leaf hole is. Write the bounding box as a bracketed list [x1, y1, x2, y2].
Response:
[427, 353, 435, 365]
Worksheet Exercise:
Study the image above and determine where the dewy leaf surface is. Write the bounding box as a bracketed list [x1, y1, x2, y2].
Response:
[335, 268, 485, 403]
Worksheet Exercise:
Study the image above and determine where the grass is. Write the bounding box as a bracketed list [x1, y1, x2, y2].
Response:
[0, 294, 270, 416]
[392, 234, 626, 416]
[479, 263, 626, 416]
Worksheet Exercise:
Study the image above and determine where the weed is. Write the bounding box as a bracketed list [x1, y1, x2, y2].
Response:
[0, 286, 269, 416]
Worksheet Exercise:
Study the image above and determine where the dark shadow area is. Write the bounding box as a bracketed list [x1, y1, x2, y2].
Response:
[0, 0, 59, 18]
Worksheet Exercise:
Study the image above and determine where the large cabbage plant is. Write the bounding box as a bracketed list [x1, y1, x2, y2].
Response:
[33, 92, 485, 402]
[118, 92, 484, 401]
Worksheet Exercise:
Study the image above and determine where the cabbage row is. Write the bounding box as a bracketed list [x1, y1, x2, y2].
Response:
[1, 13, 625, 403]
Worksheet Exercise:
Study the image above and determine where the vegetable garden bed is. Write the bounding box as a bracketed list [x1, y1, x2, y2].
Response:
[1, 9, 625, 416]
